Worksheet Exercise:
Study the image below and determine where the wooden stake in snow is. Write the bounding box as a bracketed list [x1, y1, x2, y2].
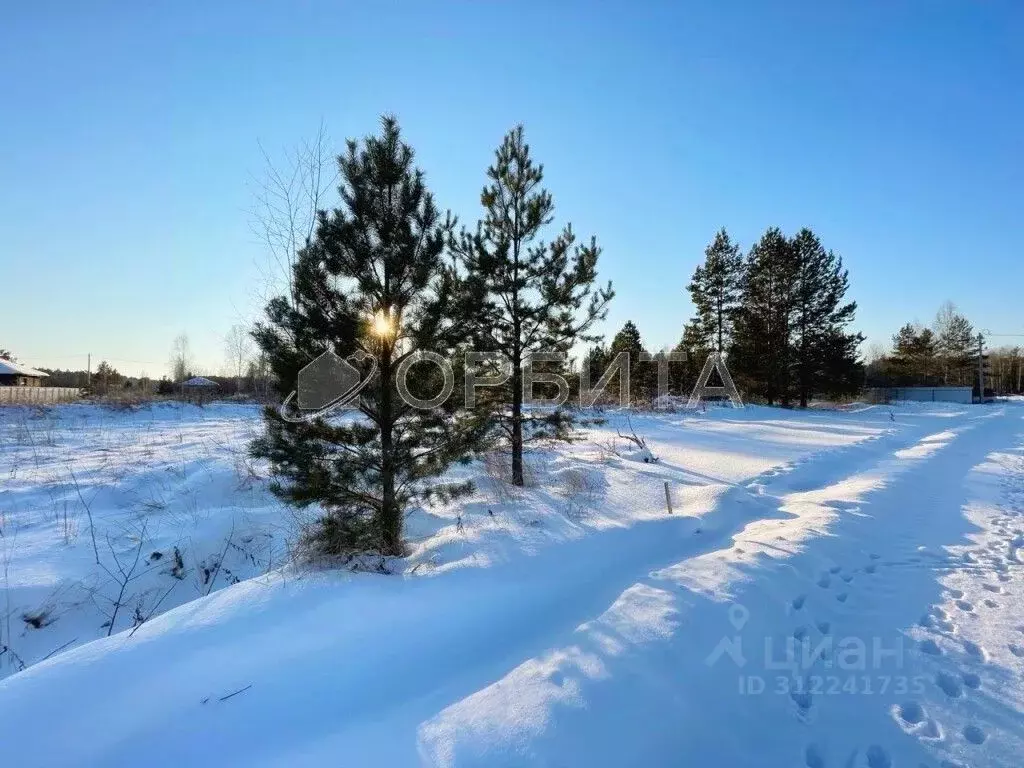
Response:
[663, 481, 673, 514]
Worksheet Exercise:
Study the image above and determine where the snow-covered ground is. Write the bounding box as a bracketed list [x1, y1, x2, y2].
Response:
[1, 399, 1022, 767]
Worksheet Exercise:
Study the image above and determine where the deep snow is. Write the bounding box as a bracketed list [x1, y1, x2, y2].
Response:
[1, 400, 1023, 767]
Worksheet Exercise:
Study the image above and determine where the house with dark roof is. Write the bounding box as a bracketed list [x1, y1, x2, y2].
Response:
[0, 359, 49, 387]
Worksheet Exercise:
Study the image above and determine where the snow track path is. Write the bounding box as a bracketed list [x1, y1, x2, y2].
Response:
[415, 407, 1024, 767]
[1, 404, 1022, 767]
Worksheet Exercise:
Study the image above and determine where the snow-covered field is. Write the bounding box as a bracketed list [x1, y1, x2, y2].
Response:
[1, 399, 1023, 767]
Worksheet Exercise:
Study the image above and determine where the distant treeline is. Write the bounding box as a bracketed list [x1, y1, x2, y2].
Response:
[864, 303, 1023, 395]
[35, 363, 272, 397]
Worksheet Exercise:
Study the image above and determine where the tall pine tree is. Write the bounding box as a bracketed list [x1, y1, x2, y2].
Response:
[687, 228, 744, 352]
[789, 228, 863, 407]
[251, 117, 485, 557]
[730, 227, 861, 405]
[456, 126, 613, 486]
[730, 227, 796, 405]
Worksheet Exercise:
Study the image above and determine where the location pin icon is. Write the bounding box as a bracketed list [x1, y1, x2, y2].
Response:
[728, 603, 749, 631]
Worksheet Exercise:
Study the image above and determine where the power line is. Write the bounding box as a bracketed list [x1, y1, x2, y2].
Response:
[19, 355, 162, 365]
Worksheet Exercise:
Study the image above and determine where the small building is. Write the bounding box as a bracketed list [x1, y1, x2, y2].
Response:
[181, 376, 219, 404]
[0, 359, 48, 387]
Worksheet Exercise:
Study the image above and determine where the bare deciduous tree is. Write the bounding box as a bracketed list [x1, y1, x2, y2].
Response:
[224, 324, 253, 392]
[169, 333, 192, 383]
[250, 121, 337, 309]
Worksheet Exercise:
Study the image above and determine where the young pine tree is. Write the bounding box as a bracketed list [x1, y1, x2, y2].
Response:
[252, 117, 485, 557]
[583, 343, 609, 387]
[687, 228, 744, 352]
[456, 126, 613, 486]
[892, 323, 939, 384]
[608, 320, 651, 403]
[674, 321, 709, 396]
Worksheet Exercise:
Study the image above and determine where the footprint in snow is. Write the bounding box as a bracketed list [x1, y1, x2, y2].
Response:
[804, 744, 825, 768]
[818, 574, 832, 589]
[963, 725, 987, 745]
[955, 599, 974, 613]
[836, 592, 848, 603]
[962, 639, 984, 656]
[962, 671, 981, 689]
[982, 583, 1003, 594]
[790, 688, 813, 714]
[936, 672, 963, 698]
[983, 598, 998, 608]
[841, 573, 854, 583]
[919, 638, 942, 656]
[866, 744, 892, 768]
[1008, 644, 1024, 658]
[948, 588, 965, 599]
[897, 700, 925, 724]
[792, 594, 806, 610]
[894, 701, 943, 741]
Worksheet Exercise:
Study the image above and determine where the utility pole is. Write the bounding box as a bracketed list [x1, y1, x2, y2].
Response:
[87, 353, 91, 387]
[976, 333, 985, 403]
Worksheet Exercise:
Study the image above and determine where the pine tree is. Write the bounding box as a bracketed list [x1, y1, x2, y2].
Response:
[456, 126, 613, 486]
[608, 320, 650, 402]
[93, 361, 123, 394]
[251, 117, 485, 557]
[583, 343, 609, 387]
[674, 321, 709, 396]
[0, 349, 14, 362]
[817, 328, 865, 398]
[687, 228, 744, 352]
[892, 323, 938, 384]
[789, 228, 863, 407]
[944, 314, 975, 386]
[730, 227, 796, 405]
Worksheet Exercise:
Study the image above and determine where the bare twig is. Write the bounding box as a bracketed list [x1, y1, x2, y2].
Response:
[69, 469, 100, 565]
[40, 637, 79, 662]
[616, 414, 657, 462]
[218, 684, 251, 704]
[97, 522, 148, 636]
[128, 581, 179, 638]
[205, 520, 236, 597]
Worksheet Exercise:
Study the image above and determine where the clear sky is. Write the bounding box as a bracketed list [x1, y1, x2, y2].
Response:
[3, 1, 1022, 377]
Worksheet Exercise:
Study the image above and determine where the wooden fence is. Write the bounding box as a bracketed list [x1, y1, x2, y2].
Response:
[0, 386, 83, 405]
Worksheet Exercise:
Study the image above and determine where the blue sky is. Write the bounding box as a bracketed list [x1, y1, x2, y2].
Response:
[3, 1, 1022, 377]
